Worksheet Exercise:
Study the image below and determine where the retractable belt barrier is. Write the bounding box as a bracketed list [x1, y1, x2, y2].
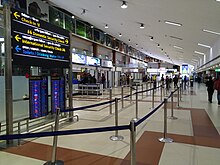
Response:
[0, 85, 179, 141]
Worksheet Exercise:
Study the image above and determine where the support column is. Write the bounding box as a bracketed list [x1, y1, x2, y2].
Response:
[4, 3, 13, 144]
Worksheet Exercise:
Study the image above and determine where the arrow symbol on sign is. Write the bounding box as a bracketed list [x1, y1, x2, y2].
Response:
[15, 35, 21, 42]
[15, 45, 21, 52]
[13, 12, 20, 19]
[65, 39, 69, 44]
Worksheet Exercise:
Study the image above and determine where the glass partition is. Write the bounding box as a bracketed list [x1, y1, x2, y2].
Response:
[76, 19, 86, 37]
[65, 14, 75, 32]
[49, 6, 64, 28]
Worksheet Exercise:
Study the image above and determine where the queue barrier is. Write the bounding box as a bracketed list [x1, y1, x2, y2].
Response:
[0, 84, 180, 165]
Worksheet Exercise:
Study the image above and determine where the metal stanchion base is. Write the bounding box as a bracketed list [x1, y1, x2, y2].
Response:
[110, 135, 124, 141]
[158, 137, 173, 143]
[44, 160, 64, 165]
[132, 118, 139, 121]
[168, 116, 178, 120]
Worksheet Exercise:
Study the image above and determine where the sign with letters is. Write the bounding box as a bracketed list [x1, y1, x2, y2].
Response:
[11, 8, 70, 67]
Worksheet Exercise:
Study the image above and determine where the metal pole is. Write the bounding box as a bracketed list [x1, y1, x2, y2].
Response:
[18, 122, 21, 145]
[130, 120, 136, 165]
[152, 88, 155, 108]
[177, 87, 180, 106]
[158, 99, 173, 143]
[180, 84, 182, 101]
[130, 85, 132, 103]
[163, 82, 165, 97]
[146, 82, 148, 96]
[121, 86, 124, 108]
[69, 36, 74, 121]
[45, 108, 64, 165]
[4, 3, 13, 145]
[141, 83, 143, 99]
[109, 88, 112, 114]
[168, 92, 178, 120]
[135, 91, 138, 119]
[110, 98, 124, 141]
[160, 85, 163, 101]
[26, 119, 29, 132]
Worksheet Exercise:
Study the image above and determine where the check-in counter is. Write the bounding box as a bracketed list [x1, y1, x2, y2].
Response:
[77, 83, 103, 96]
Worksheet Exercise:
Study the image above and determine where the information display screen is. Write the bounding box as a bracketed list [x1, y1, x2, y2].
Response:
[29, 76, 48, 119]
[86, 56, 100, 66]
[51, 76, 65, 113]
[72, 53, 86, 64]
[11, 8, 70, 67]
[182, 64, 188, 74]
[101, 59, 113, 68]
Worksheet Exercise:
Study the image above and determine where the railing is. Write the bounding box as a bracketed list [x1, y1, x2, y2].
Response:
[0, 81, 182, 165]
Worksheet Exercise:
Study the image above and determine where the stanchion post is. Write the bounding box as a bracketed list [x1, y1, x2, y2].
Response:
[44, 108, 64, 165]
[158, 99, 173, 143]
[130, 120, 136, 165]
[160, 84, 163, 101]
[163, 82, 165, 97]
[121, 86, 124, 108]
[180, 84, 182, 101]
[177, 87, 180, 106]
[152, 88, 155, 108]
[18, 122, 21, 145]
[26, 119, 29, 132]
[141, 83, 144, 99]
[109, 88, 113, 114]
[130, 85, 132, 103]
[110, 98, 124, 141]
[146, 82, 148, 96]
[135, 90, 138, 119]
[168, 92, 178, 120]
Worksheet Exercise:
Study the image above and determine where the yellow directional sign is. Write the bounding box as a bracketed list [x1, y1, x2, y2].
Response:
[13, 12, 20, 19]
[15, 34, 21, 42]
[65, 39, 69, 44]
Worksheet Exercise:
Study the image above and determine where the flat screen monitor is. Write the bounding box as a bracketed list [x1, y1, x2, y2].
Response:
[86, 56, 101, 66]
[72, 53, 86, 64]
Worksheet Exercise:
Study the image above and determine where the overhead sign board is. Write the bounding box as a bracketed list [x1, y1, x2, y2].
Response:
[11, 8, 70, 67]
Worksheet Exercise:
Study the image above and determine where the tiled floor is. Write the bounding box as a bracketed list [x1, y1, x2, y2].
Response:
[1, 82, 220, 164]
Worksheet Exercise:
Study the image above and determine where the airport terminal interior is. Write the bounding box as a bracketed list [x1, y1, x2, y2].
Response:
[0, 0, 220, 165]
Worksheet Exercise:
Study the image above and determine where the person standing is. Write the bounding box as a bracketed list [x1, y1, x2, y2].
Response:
[214, 77, 220, 105]
[173, 75, 178, 88]
[206, 76, 214, 103]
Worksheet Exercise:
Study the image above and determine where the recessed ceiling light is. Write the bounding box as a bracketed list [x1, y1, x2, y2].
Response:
[104, 32, 107, 35]
[119, 33, 122, 37]
[140, 23, 145, 29]
[203, 29, 220, 35]
[150, 36, 153, 41]
[105, 24, 108, 29]
[128, 39, 131, 42]
[216, 0, 220, 2]
[91, 25, 94, 28]
[173, 45, 183, 50]
[198, 43, 211, 48]
[121, 1, 128, 9]
[71, 15, 75, 19]
[157, 44, 160, 47]
[136, 44, 138, 47]
[164, 20, 182, 27]
[55, 18, 59, 22]
[161, 48, 163, 52]
[194, 51, 206, 55]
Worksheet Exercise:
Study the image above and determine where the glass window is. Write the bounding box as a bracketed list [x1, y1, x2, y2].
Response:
[94, 28, 105, 44]
[65, 14, 75, 32]
[49, 6, 64, 28]
[76, 20, 86, 37]
[85, 24, 93, 40]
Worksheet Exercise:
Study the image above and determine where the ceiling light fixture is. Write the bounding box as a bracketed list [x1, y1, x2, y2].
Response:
[198, 43, 211, 48]
[136, 44, 138, 47]
[194, 51, 206, 55]
[91, 25, 94, 28]
[128, 39, 131, 42]
[105, 24, 108, 29]
[173, 45, 183, 50]
[164, 20, 182, 27]
[119, 33, 122, 37]
[203, 29, 220, 35]
[55, 18, 59, 22]
[104, 32, 107, 35]
[150, 36, 153, 41]
[140, 23, 145, 29]
[71, 15, 75, 19]
[121, 1, 128, 9]
[157, 44, 160, 47]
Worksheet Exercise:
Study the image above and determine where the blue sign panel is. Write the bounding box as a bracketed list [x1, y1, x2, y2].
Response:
[51, 77, 65, 113]
[29, 76, 48, 119]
